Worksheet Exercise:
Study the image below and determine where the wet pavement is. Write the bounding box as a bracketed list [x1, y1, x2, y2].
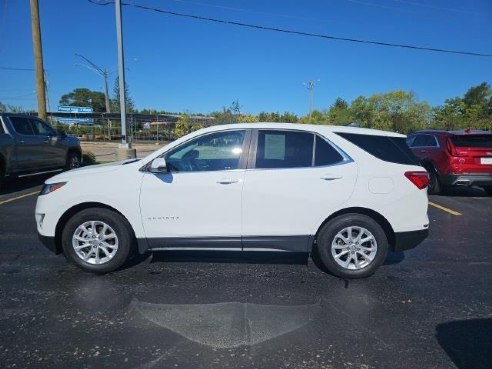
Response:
[0, 179, 491, 369]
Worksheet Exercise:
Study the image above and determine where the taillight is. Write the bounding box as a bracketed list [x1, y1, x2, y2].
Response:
[405, 171, 429, 190]
[447, 138, 466, 157]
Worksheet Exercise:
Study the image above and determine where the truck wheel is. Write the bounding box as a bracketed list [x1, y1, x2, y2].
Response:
[66, 152, 81, 170]
[61, 208, 134, 274]
[0, 165, 4, 192]
[316, 214, 388, 279]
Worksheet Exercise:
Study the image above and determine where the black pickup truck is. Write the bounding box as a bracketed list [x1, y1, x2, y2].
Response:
[0, 113, 82, 189]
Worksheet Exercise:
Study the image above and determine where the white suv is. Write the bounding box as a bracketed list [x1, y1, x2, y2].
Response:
[35, 123, 429, 278]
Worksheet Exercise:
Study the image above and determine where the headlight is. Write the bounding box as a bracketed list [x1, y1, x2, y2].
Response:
[40, 182, 67, 195]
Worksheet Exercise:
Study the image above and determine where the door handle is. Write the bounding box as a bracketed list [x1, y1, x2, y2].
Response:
[420, 150, 427, 153]
[217, 178, 240, 184]
[321, 175, 342, 181]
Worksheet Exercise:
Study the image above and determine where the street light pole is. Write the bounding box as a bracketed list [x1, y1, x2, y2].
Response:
[304, 79, 320, 121]
[114, 0, 136, 159]
[74, 53, 111, 114]
[115, 0, 127, 145]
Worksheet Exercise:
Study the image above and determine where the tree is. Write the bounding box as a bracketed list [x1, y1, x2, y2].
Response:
[174, 114, 203, 138]
[349, 91, 431, 133]
[327, 97, 352, 125]
[112, 76, 135, 113]
[433, 83, 492, 130]
[59, 88, 106, 112]
[0, 101, 6, 112]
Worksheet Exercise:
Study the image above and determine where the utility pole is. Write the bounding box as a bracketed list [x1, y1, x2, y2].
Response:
[30, 0, 47, 120]
[75, 53, 111, 113]
[114, 0, 136, 159]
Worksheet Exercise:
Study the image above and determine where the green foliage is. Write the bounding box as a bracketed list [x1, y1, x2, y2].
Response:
[82, 151, 97, 165]
[0, 101, 6, 112]
[432, 82, 492, 131]
[112, 76, 135, 113]
[174, 114, 203, 138]
[59, 88, 106, 112]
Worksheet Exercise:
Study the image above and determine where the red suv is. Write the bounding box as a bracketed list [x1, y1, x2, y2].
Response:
[407, 130, 492, 195]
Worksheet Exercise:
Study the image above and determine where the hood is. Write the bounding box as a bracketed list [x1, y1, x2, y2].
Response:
[45, 159, 141, 183]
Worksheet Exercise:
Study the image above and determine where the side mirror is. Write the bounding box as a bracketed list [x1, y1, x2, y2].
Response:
[149, 157, 168, 173]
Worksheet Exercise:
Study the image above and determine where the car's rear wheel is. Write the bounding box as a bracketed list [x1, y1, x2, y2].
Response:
[425, 165, 441, 195]
[483, 186, 492, 196]
[316, 214, 388, 279]
[66, 151, 81, 170]
[61, 208, 134, 273]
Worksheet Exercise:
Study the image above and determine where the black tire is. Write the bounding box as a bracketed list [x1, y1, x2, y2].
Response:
[425, 165, 441, 195]
[316, 214, 388, 279]
[66, 151, 81, 170]
[0, 164, 4, 192]
[61, 208, 134, 273]
[483, 186, 492, 196]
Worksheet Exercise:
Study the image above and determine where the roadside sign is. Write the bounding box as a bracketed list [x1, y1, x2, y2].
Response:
[57, 106, 93, 113]
[56, 117, 95, 124]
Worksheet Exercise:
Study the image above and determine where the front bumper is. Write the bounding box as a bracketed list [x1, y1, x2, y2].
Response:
[392, 228, 429, 252]
[439, 173, 492, 187]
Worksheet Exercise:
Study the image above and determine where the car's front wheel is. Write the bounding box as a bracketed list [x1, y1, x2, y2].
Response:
[316, 214, 388, 279]
[66, 151, 81, 170]
[61, 208, 134, 273]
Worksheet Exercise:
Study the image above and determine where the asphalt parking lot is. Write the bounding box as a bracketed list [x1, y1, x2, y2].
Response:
[0, 177, 491, 369]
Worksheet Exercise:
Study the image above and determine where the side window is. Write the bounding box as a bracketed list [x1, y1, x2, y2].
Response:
[165, 130, 245, 172]
[411, 135, 427, 147]
[255, 130, 313, 169]
[315, 136, 344, 166]
[30, 119, 57, 136]
[0, 120, 5, 135]
[412, 134, 437, 147]
[406, 135, 416, 147]
[10, 117, 35, 136]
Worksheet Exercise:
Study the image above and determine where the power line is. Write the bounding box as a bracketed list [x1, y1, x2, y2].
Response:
[88, 0, 492, 58]
[0, 66, 35, 71]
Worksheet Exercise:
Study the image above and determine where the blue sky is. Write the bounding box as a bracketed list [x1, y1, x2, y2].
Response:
[1, 0, 491, 116]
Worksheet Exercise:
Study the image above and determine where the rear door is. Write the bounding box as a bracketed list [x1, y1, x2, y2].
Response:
[408, 134, 440, 163]
[241, 129, 357, 252]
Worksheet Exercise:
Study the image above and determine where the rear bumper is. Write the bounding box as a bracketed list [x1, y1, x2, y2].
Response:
[392, 229, 429, 252]
[38, 234, 61, 254]
[439, 173, 492, 187]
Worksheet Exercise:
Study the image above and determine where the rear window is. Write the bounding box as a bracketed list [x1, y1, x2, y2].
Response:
[336, 132, 418, 165]
[451, 135, 492, 148]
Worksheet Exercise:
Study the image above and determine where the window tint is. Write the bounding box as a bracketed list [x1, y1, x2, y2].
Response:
[315, 136, 344, 166]
[411, 134, 437, 147]
[255, 130, 313, 169]
[165, 130, 245, 172]
[451, 135, 492, 148]
[10, 117, 35, 135]
[30, 119, 57, 136]
[336, 132, 418, 165]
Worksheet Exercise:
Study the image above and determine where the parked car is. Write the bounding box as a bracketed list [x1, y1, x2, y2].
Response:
[0, 113, 82, 189]
[407, 130, 492, 195]
[35, 123, 429, 278]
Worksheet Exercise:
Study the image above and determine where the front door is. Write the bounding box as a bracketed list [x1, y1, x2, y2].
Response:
[140, 129, 251, 249]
